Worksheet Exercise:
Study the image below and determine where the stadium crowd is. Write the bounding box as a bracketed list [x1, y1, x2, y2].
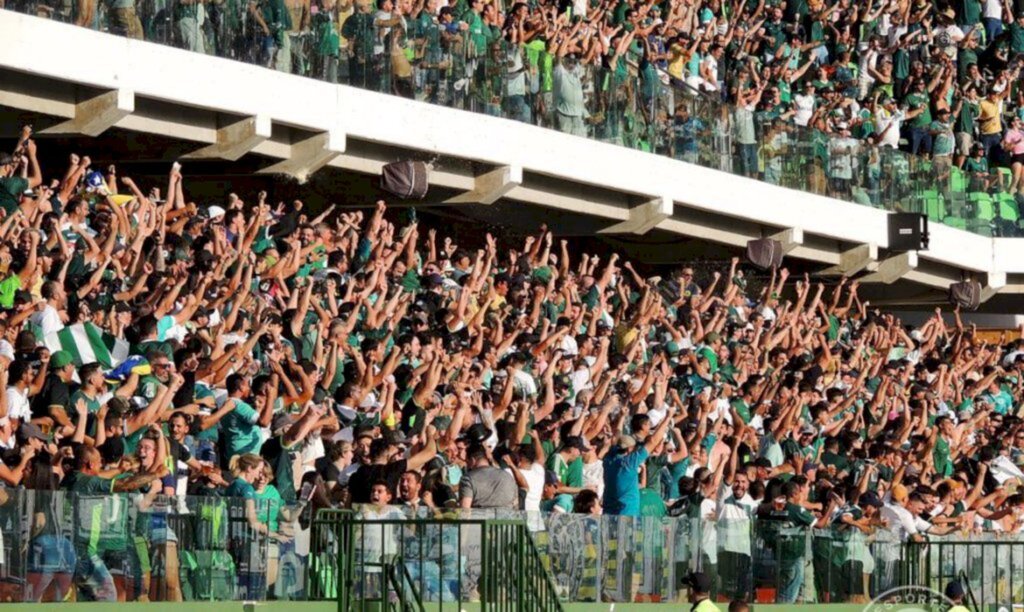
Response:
[2, 132, 1024, 604]
[12, 0, 1024, 198]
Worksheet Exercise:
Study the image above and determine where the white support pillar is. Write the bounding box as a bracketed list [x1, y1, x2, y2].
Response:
[40, 89, 134, 137]
[444, 165, 522, 205]
[184, 115, 271, 161]
[820, 243, 878, 276]
[860, 251, 918, 284]
[259, 130, 345, 184]
[599, 196, 673, 235]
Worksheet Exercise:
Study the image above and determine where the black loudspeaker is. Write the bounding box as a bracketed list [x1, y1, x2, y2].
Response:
[381, 161, 429, 199]
[949, 281, 982, 310]
[889, 213, 929, 251]
[746, 238, 784, 270]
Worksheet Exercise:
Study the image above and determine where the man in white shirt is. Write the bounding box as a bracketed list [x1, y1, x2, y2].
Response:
[31, 281, 66, 339]
[983, 0, 1006, 42]
[874, 97, 905, 149]
[2, 360, 34, 428]
[512, 442, 545, 512]
[717, 472, 758, 599]
[881, 487, 936, 543]
[506, 46, 531, 124]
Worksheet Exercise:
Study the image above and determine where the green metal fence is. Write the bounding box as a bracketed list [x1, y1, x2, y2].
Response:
[2, 487, 1023, 608]
[309, 509, 562, 612]
[904, 537, 1024, 608]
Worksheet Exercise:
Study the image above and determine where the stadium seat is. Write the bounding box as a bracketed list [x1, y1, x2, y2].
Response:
[921, 191, 945, 222]
[943, 215, 968, 230]
[997, 193, 1019, 223]
[969, 192, 995, 219]
[950, 167, 967, 193]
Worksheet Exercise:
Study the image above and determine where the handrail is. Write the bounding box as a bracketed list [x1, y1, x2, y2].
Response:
[314, 510, 565, 611]
[958, 569, 979, 612]
[384, 558, 426, 612]
[523, 526, 565, 612]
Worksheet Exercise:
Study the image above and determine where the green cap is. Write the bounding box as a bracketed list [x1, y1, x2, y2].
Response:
[665, 341, 681, 356]
[532, 266, 553, 285]
[50, 350, 74, 369]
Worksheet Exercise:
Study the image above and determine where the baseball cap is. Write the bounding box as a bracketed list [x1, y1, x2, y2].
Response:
[50, 351, 74, 369]
[272, 412, 297, 435]
[463, 423, 491, 445]
[617, 434, 637, 450]
[544, 470, 560, 487]
[16, 422, 48, 443]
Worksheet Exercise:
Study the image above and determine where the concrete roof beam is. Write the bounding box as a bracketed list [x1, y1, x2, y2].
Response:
[599, 196, 673, 235]
[860, 251, 919, 284]
[444, 165, 523, 205]
[39, 88, 133, 137]
[980, 271, 1007, 304]
[820, 243, 878, 276]
[184, 114, 272, 162]
[259, 130, 345, 184]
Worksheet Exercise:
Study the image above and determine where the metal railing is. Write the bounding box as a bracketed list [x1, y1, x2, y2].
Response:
[2, 487, 1024, 607]
[3, 3, 1023, 237]
[310, 509, 562, 612]
[905, 537, 1024, 609]
[0, 489, 281, 603]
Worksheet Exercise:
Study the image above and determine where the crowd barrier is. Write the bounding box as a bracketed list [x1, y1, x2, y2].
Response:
[5, 488, 1019, 605]
[3, 1, 1023, 237]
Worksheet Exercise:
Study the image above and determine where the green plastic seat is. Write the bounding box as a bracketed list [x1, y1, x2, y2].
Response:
[969, 192, 996, 221]
[943, 216, 967, 230]
[922, 193, 945, 221]
[950, 167, 967, 193]
[997, 193, 1019, 223]
[927, 199, 945, 221]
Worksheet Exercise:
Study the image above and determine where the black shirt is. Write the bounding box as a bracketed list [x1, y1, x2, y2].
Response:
[31, 374, 70, 421]
[172, 372, 196, 409]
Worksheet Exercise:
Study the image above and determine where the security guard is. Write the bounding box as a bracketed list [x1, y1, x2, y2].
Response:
[945, 581, 970, 612]
[685, 572, 720, 612]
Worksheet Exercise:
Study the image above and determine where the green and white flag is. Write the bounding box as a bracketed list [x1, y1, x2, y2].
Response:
[44, 323, 129, 369]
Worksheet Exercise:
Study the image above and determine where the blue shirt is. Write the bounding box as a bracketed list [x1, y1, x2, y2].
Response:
[602, 446, 649, 517]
